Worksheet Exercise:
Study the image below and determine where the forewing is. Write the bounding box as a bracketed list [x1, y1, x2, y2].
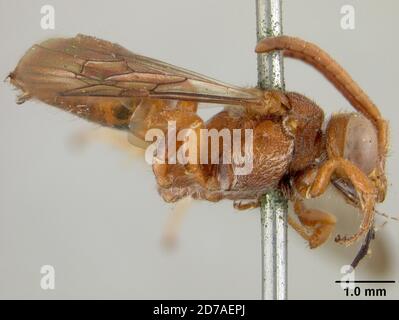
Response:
[10, 34, 261, 106]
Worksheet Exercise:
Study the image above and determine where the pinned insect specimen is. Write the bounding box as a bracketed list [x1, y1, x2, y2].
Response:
[8, 34, 388, 260]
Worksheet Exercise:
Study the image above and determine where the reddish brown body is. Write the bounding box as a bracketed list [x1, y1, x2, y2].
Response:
[9, 35, 388, 263]
[154, 91, 324, 207]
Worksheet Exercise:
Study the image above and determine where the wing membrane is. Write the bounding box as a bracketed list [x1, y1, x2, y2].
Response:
[10, 34, 262, 106]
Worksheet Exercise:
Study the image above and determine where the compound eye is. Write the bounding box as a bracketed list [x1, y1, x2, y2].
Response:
[343, 114, 379, 175]
[327, 113, 379, 175]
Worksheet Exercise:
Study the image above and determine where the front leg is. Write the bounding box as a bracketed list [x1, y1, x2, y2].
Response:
[294, 158, 377, 246]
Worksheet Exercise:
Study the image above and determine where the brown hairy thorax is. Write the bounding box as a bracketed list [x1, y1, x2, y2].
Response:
[9, 34, 388, 266]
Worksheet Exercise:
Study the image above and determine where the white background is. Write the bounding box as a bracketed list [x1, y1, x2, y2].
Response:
[0, 0, 398, 299]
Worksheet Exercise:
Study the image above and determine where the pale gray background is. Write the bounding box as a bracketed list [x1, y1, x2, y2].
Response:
[0, 0, 398, 299]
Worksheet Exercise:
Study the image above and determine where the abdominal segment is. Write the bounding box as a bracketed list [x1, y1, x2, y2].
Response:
[155, 109, 294, 203]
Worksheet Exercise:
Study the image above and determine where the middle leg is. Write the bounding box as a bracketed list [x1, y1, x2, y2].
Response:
[289, 199, 336, 249]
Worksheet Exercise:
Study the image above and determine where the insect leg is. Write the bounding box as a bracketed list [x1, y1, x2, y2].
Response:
[289, 199, 336, 249]
[294, 158, 377, 246]
[161, 198, 192, 249]
[233, 200, 260, 210]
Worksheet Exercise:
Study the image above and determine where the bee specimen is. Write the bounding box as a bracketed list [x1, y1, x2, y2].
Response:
[9, 34, 388, 261]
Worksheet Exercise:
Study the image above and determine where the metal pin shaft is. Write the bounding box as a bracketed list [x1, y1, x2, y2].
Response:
[255, 0, 288, 300]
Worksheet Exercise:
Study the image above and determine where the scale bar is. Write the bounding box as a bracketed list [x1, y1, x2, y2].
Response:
[335, 280, 396, 284]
